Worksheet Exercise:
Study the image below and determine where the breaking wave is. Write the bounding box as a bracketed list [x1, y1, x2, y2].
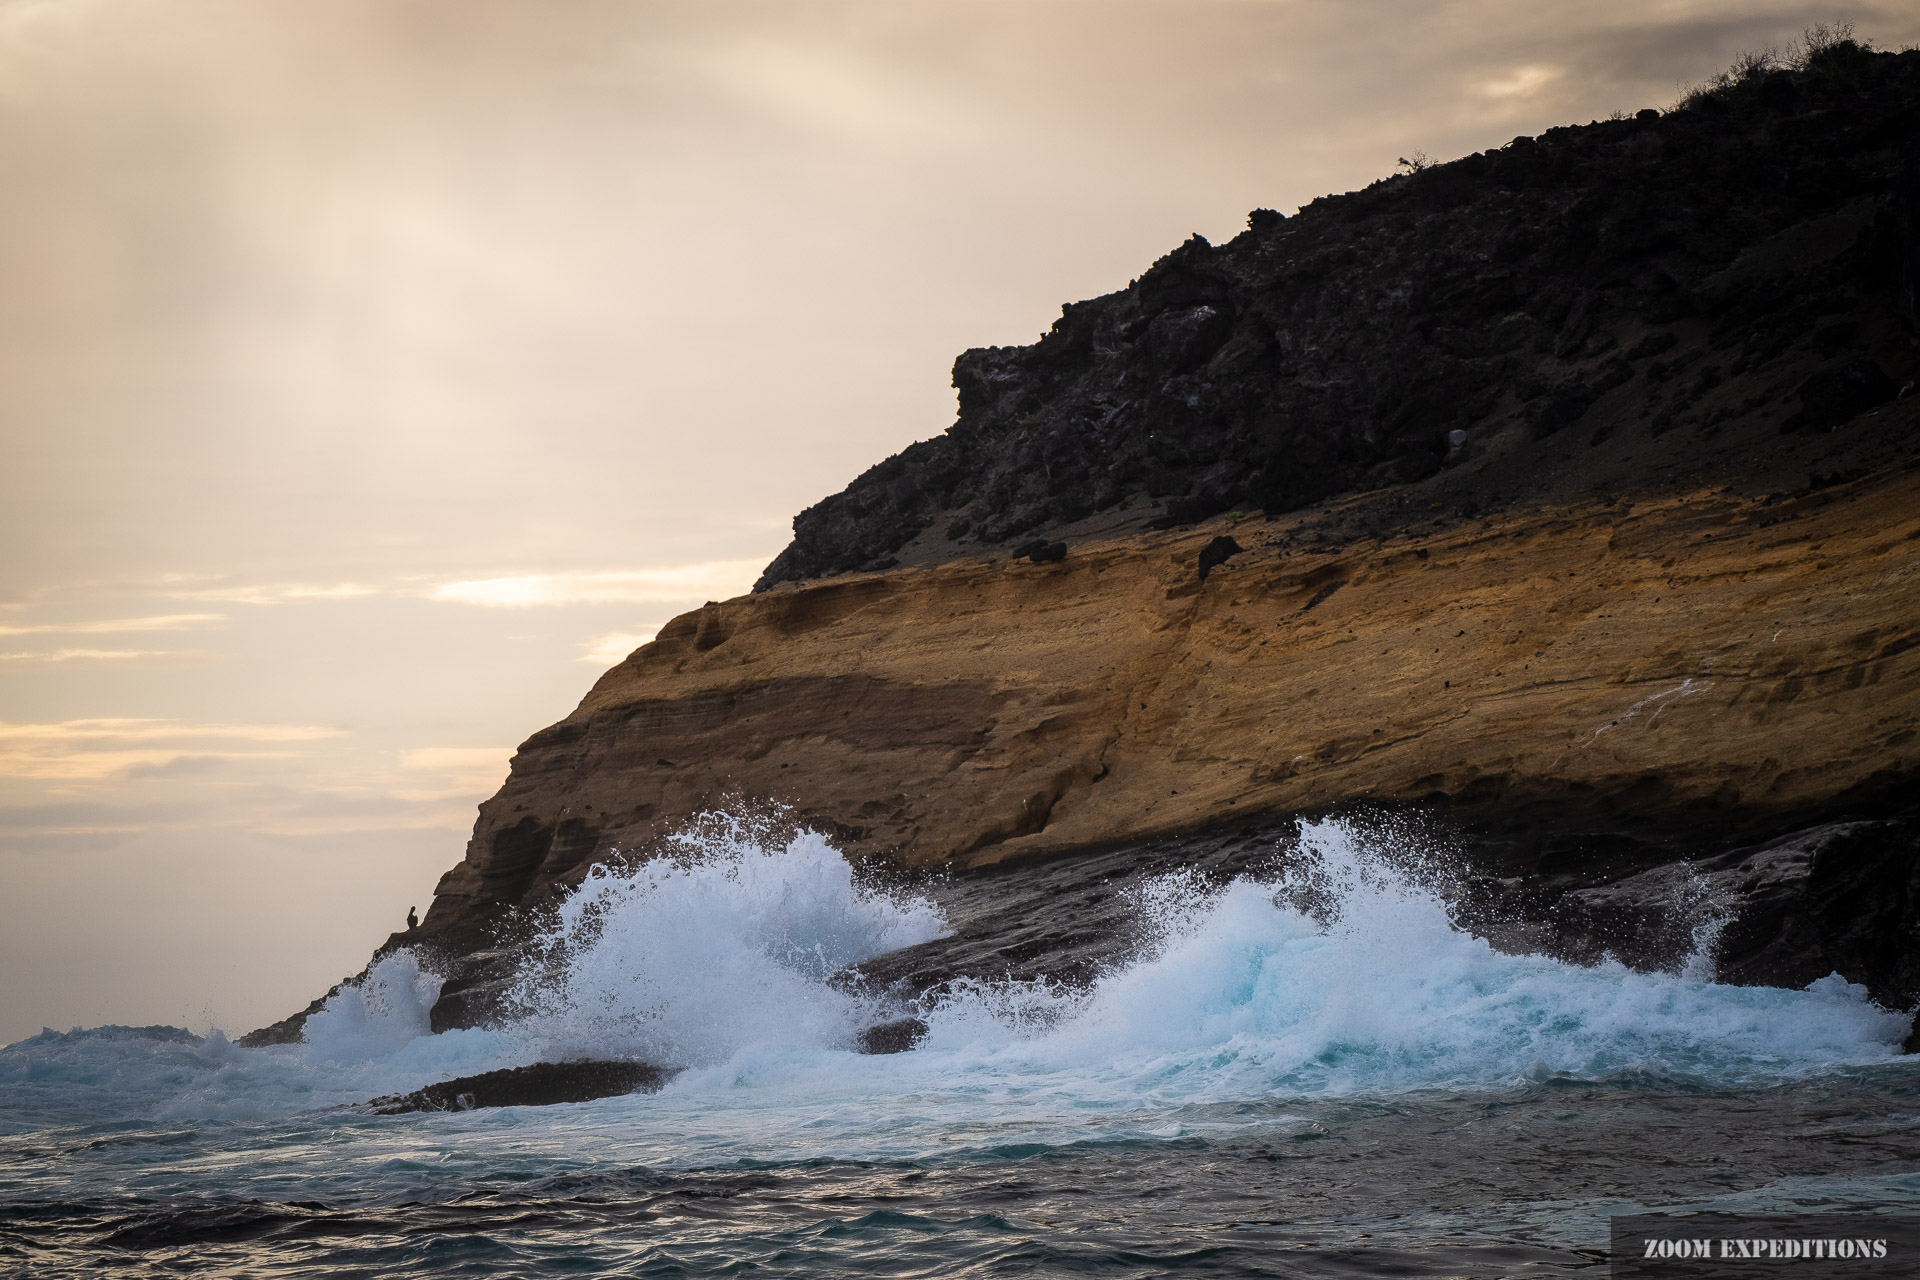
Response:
[506, 813, 948, 1066]
[910, 820, 1906, 1096]
[2, 815, 1908, 1154]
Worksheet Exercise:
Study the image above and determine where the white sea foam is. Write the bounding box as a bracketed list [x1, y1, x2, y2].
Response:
[2, 814, 1909, 1153]
[301, 949, 444, 1064]
[907, 819, 1906, 1096]
[505, 812, 949, 1066]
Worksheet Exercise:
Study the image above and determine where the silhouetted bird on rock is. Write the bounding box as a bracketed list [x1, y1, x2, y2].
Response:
[407, 906, 418, 931]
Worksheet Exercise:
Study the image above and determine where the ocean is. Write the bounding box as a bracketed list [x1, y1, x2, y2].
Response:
[4, 819, 1916, 1276]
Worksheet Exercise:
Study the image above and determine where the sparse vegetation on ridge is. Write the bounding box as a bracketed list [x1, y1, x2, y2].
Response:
[754, 32, 1920, 591]
[1675, 21, 1875, 111]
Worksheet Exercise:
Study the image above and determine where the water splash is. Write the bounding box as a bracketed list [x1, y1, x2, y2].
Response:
[1674, 865, 1734, 983]
[504, 811, 948, 1066]
[911, 818, 1906, 1095]
[302, 950, 443, 1064]
[3, 814, 1907, 1143]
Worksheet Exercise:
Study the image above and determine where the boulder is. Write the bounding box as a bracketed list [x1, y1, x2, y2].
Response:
[367, 1059, 673, 1114]
[1197, 534, 1244, 579]
[856, 1018, 929, 1054]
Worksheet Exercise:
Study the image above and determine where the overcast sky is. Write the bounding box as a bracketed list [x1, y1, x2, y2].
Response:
[4, 0, 1915, 1045]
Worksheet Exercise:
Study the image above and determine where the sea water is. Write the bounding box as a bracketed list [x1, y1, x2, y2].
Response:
[3, 818, 1916, 1276]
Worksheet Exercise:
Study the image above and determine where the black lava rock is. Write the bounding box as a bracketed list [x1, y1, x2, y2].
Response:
[838, 811, 1920, 1049]
[754, 44, 1920, 591]
[1027, 541, 1067, 564]
[855, 1017, 929, 1054]
[1475, 819, 1920, 1016]
[368, 1060, 673, 1114]
[1197, 535, 1244, 579]
[1791, 360, 1899, 431]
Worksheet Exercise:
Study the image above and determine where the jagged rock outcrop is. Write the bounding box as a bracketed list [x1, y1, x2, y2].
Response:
[1458, 818, 1920, 1004]
[756, 42, 1920, 589]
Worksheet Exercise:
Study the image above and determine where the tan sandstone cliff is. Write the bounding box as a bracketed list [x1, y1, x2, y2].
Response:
[414, 454, 1920, 954]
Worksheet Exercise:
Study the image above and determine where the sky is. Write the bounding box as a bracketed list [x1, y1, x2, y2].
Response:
[4, 0, 1917, 1046]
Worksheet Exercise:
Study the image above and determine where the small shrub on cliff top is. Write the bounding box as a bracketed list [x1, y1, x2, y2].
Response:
[1794, 21, 1859, 68]
[1674, 22, 1873, 112]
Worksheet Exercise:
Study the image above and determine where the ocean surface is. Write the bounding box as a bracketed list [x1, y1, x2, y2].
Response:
[4, 819, 1917, 1277]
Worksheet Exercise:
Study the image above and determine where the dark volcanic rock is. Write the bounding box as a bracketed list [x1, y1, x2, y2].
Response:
[240, 941, 515, 1049]
[855, 1017, 929, 1055]
[1196, 534, 1244, 579]
[367, 1060, 673, 1114]
[1495, 819, 1920, 1009]
[236, 988, 337, 1048]
[756, 44, 1920, 590]
[842, 826, 1294, 997]
[1713, 820, 1920, 1001]
[1791, 359, 1900, 430]
[427, 950, 521, 1034]
[1026, 540, 1067, 564]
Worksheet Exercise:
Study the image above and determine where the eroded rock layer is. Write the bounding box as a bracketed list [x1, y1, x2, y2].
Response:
[413, 449, 1920, 959]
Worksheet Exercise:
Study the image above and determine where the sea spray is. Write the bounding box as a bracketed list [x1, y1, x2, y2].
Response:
[492, 811, 1905, 1095]
[3, 814, 1906, 1149]
[301, 950, 443, 1064]
[907, 818, 1909, 1097]
[504, 811, 949, 1066]
[1676, 865, 1736, 983]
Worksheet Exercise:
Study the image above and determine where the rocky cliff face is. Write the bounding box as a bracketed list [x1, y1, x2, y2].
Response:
[413, 451, 1920, 967]
[247, 42, 1920, 1046]
[756, 41, 1919, 590]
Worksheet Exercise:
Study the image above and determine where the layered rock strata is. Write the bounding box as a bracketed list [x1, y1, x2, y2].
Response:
[413, 447, 1920, 968]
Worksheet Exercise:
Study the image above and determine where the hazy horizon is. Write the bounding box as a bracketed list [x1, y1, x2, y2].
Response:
[5, 0, 1916, 1045]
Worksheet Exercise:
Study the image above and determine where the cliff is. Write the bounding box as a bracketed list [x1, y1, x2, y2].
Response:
[246, 41, 1920, 1046]
[757, 39, 1919, 589]
[417, 450, 1920, 956]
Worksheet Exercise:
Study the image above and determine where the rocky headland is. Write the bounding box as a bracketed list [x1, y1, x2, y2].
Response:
[246, 39, 1920, 1067]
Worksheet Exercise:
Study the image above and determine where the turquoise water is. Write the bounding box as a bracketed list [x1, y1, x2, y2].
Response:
[5, 819, 1916, 1276]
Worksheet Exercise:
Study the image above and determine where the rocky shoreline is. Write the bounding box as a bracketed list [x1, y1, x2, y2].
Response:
[312, 801, 1920, 1113]
[247, 40, 1920, 1069]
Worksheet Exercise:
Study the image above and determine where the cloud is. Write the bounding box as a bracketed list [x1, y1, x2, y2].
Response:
[124, 563, 760, 611]
[1476, 64, 1563, 99]
[0, 648, 178, 664]
[429, 562, 761, 607]
[578, 628, 661, 665]
[0, 747, 300, 781]
[114, 754, 242, 780]
[0, 613, 225, 635]
[696, 38, 985, 149]
[0, 719, 342, 780]
[154, 581, 382, 605]
[390, 745, 514, 802]
[0, 720, 341, 743]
